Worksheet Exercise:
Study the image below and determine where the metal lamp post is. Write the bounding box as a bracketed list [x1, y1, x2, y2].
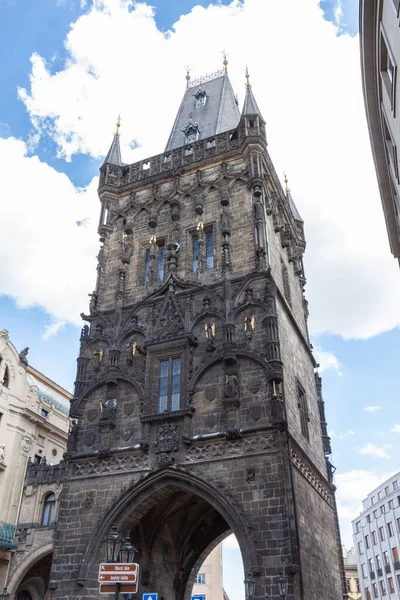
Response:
[104, 525, 137, 600]
[244, 573, 256, 600]
[277, 573, 289, 598]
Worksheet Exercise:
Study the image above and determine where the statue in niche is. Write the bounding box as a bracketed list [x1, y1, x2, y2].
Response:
[224, 373, 239, 398]
[100, 398, 117, 424]
[244, 316, 255, 340]
[93, 348, 103, 371]
[67, 420, 79, 453]
[204, 323, 216, 352]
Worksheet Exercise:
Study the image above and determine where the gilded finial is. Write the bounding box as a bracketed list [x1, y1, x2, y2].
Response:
[115, 114, 121, 136]
[245, 66, 250, 87]
[283, 172, 289, 193]
[185, 65, 191, 88]
[222, 50, 228, 73]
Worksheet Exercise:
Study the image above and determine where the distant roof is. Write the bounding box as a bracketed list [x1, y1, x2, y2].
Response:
[165, 72, 240, 151]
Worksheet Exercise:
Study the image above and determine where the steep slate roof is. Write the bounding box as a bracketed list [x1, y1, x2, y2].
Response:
[165, 73, 240, 151]
[242, 83, 264, 120]
[103, 133, 122, 166]
[286, 188, 303, 222]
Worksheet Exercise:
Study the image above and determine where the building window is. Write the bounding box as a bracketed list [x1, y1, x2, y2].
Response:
[372, 530, 377, 545]
[157, 243, 165, 282]
[369, 558, 375, 573]
[383, 551, 390, 566]
[297, 384, 309, 441]
[392, 546, 399, 563]
[379, 526, 385, 541]
[380, 579, 387, 596]
[380, 29, 396, 112]
[373, 582, 379, 598]
[388, 522, 394, 537]
[192, 228, 214, 272]
[195, 573, 206, 584]
[382, 111, 399, 182]
[388, 577, 395, 593]
[41, 492, 56, 526]
[158, 358, 181, 413]
[2, 366, 9, 388]
[40, 408, 49, 418]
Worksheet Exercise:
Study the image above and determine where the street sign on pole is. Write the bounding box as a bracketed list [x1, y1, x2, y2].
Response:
[98, 563, 139, 595]
[143, 594, 158, 600]
[99, 563, 138, 574]
[100, 583, 138, 594]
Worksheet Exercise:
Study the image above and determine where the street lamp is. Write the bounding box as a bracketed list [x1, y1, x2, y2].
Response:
[120, 535, 137, 564]
[104, 525, 137, 600]
[244, 573, 256, 600]
[105, 524, 123, 563]
[277, 573, 289, 598]
[0, 588, 9, 599]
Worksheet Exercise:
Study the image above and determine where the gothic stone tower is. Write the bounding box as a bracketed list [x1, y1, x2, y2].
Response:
[51, 67, 346, 600]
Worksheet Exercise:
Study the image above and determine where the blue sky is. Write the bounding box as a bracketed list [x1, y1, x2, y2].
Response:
[1, 0, 399, 596]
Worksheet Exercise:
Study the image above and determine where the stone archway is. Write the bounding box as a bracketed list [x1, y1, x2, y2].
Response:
[7, 545, 53, 599]
[77, 468, 256, 600]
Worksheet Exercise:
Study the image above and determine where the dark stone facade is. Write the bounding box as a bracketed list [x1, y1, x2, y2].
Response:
[49, 82, 346, 599]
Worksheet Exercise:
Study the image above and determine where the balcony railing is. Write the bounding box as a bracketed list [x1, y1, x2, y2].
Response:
[0, 521, 15, 549]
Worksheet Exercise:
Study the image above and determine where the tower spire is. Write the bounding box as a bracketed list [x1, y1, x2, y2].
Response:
[241, 68, 264, 121]
[103, 115, 122, 166]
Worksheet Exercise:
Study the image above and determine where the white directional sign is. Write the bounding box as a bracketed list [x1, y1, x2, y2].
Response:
[143, 593, 158, 600]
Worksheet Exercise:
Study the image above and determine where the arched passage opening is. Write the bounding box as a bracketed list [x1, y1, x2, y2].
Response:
[79, 470, 254, 600]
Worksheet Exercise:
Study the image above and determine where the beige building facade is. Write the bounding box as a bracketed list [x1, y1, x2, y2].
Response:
[192, 545, 224, 600]
[360, 0, 400, 261]
[0, 329, 71, 594]
[344, 548, 362, 600]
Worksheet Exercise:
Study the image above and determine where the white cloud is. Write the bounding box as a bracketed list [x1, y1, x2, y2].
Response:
[0, 0, 399, 336]
[313, 345, 342, 375]
[222, 534, 239, 550]
[335, 469, 395, 547]
[391, 424, 400, 432]
[0, 136, 98, 325]
[357, 443, 392, 459]
[362, 406, 381, 412]
[42, 320, 67, 340]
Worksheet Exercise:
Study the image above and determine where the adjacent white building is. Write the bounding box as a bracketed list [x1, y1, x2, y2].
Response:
[352, 472, 400, 600]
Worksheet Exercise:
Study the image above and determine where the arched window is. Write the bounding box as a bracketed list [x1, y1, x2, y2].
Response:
[3, 366, 9, 388]
[41, 492, 56, 526]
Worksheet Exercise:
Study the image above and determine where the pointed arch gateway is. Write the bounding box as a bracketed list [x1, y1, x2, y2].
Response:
[78, 468, 256, 600]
